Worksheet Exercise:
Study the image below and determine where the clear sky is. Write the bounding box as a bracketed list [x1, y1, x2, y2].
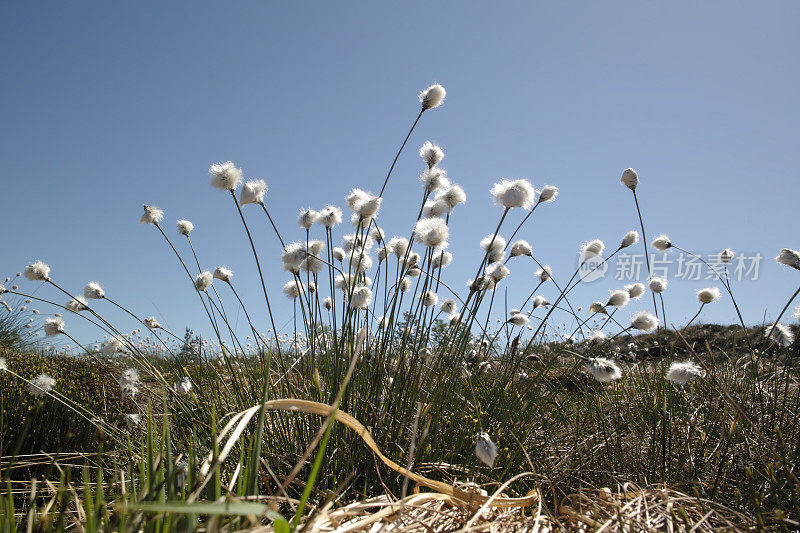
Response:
[2, 1, 799, 346]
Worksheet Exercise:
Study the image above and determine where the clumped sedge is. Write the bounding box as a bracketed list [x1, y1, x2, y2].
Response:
[84, 282, 105, 299]
[490, 179, 536, 209]
[620, 168, 639, 190]
[666, 361, 703, 385]
[24, 260, 51, 281]
[240, 179, 268, 206]
[631, 310, 658, 332]
[209, 161, 243, 191]
[475, 432, 497, 467]
[697, 287, 721, 304]
[140, 205, 164, 225]
[419, 141, 444, 168]
[649, 277, 668, 293]
[510, 240, 532, 257]
[29, 374, 55, 397]
[651, 234, 672, 251]
[775, 248, 800, 271]
[194, 272, 213, 292]
[586, 357, 622, 383]
[765, 323, 795, 347]
[177, 219, 194, 236]
[419, 83, 446, 110]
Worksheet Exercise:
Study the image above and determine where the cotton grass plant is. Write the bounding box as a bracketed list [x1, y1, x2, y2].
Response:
[2, 82, 800, 530]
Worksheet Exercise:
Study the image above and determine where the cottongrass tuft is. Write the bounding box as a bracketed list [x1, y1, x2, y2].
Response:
[194, 272, 213, 292]
[631, 310, 659, 333]
[0, 358, 7, 371]
[586, 357, 622, 383]
[486, 262, 510, 282]
[588, 330, 606, 343]
[29, 374, 55, 397]
[177, 219, 194, 236]
[480, 234, 507, 254]
[581, 239, 605, 258]
[720, 248, 735, 263]
[24, 261, 51, 281]
[421, 291, 438, 307]
[419, 83, 446, 110]
[419, 141, 444, 168]
[66, 297, 88, 313]
[209, 161, 243, 191]
[298, 208, 318, 229]
[490, 179, 536, 209]
[510, 240, 532, 257]
[666, 361, 703, 385]
[103, 337, 128, 355]
[475, 432, 497, 467]
[318, 205, 343, 228]
[419, 167, 450, 192]
[765, 323, 795, 347]
[651, 234, 672, 251]
[140, 205, 164, 225]
[649, 277, 668, 293]
[532, 295, 549, 309]
[440, 298, 457, 315]
[283, 280, 305, 300]
[175, 377, 192, 394]
[626, 283, 646, 299]
[536, 265, 552, 282]
[537, 185, 559, 203]
[350, 286, 373, 309]
[509, 313, 529, 326]
[213, 267, 233, 282]
[621, 230, 639, 248]
[436, 184, 467, 210]
[240, 179, 268, 206]
[44, 317, 65, 337]
[430, 250, 452, 269]
[143, 316, 160, 329]
[697, 287, 721, 304]
[414, 217, 449, 248]
[620, 168, 639, 190]
[775, 248, 800, 271]
[84, 282, 105, 300]
[606, 289, 630, 308]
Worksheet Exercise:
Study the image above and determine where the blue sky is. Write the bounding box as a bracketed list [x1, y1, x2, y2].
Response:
[2, 1, 799, 346]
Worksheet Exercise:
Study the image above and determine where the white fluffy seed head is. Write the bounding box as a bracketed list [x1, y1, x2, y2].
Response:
[194, 272, 213, 292]
[84, 282, 105, 299]
[480, 234, 506, 253]
[349, 286, 373, 309]
[794, 305, 800, 322]
[649, 277, 668, 293]
[532, 295, 549, 309]
[538, 185, 559, 204]
[24, 261, 51, 281]
[419, 83, 446, 110]
[586, 357, 622, 383]
[430, 250, 453, 269]
[486, 262, 510, 282]
[332, 247, 345, 262]
[398, 277, 412, 293]
[581, 239, 605, 258]
[44, 317, 65, 336]
[697, 287, 721, 304]
[720, 248, 734, 263]
[319, 205, 343, 228]
[387, 237, 410, 258]
[631, 310, 659, 332]
[440, 298, 457, 315]
[421, 291, 438, 307]
[620, 168, 639, 190]
[103, 337, 127, 355]
[144, 316, 161, 329]
[209, 161, 243, 191]
[775, 248, 800, 271]
[298, 208, 318, 230]
[536, 265, 552, 282]
[437, 184, 467, 210]
[213, 267, 233, 282]
[588, 330, 606, 343]
[765, 323, 795, 347]
[323, 297, 333, 310]
[0, 358, 7, 372]
[140, 205, 164, 225]
[419, 167, 450, 192]
[621, 230, 639, 248]
[177, 219, 194, 236]
[283, 279, 305, 299]
[66, 297, 88, 313]
[666, 361, 703, 385]
[606, 289, 630, 308]
[490, 179, 536, 209]
[419, 141, 444, 168]
[651, 234, 672, 251]
[625, 283, 646, 299]
[422, 199, 448, 218]
[510, 240, 532, 257]
[29, 374, 55, 397]
[475, 432, 497, 467]
[509, 313, 529, 326]
[240, 179, 267, 205]
[282, 242, 308, 273]
[414, 217, 449, 248]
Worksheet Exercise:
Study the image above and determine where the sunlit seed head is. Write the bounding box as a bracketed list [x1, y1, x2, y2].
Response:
[398, 277, 412, 293]
[440, 298, 457, 315]
[475, 432, 497, 467]
[175, 377, 192, 394]
[144, 316, 161, 329]
[794, 305, 800, 322]
[283, 280, 305, 300]
[140, 205, 164, 225]
[419, 141, 444, 168]
[720, 248, 735, 263]
[765, 323, 795, 347]
[44, 317, 65, 336]
[194, 271, 213, 292]
[83, 282, 105, 300]
[421, 291, 438, 307]
[486, 262, 510, 282]
[649, 277, 668, 293]
[509, 240, 532, 258]
[319, 205, 343, 228]
[651, 234, 672, 252]
[490, 179, 535, 209]
[535, 265, 552, 282]
[588, 301, 607, 314]
[209, 161, 243, 191]
[775, 248, 800, 271]
[581, 239, 605, 258]
[620, 168, 639, 190]
[349, 286, 373, 309]
[532, 295, 549, 309]
[666, 361, 703, 385]
[420, 167, 450, 193]
[430, 250, 452, 269]
[298, 208, 318, 230]
[586, 357, 622, 383]
[631, 310, 658, 332]
[621, 230, 639, 249]
[66, 297, 88, 313]
[356, 195, 382, 219]
[240, 179, 267, 206]
[537, 185, 559, 203]
[332, 247, 345, 262]
[697, 287, 721, 304]
[29, 374, 55, 397]
[0, 358, 7, 372]
[176, 219, 194, 236]
[480, 234, 506, 254]
[282, 242, 308, 272]
[414, 217, 449, 248]
[24, 261, 51, 281]
[323, 297, 333, 310]
[588, 330, 606, 343]
[387, 237, 410, 257]
[509, 313, 529, 326]
[419, 83, 446, 110]
[422, 198, 449, 218]
[213, 266, 233, 282]
[436, 184, 467, 210]
[625, 283, 646, 299]
[606, 289, 630, 308]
